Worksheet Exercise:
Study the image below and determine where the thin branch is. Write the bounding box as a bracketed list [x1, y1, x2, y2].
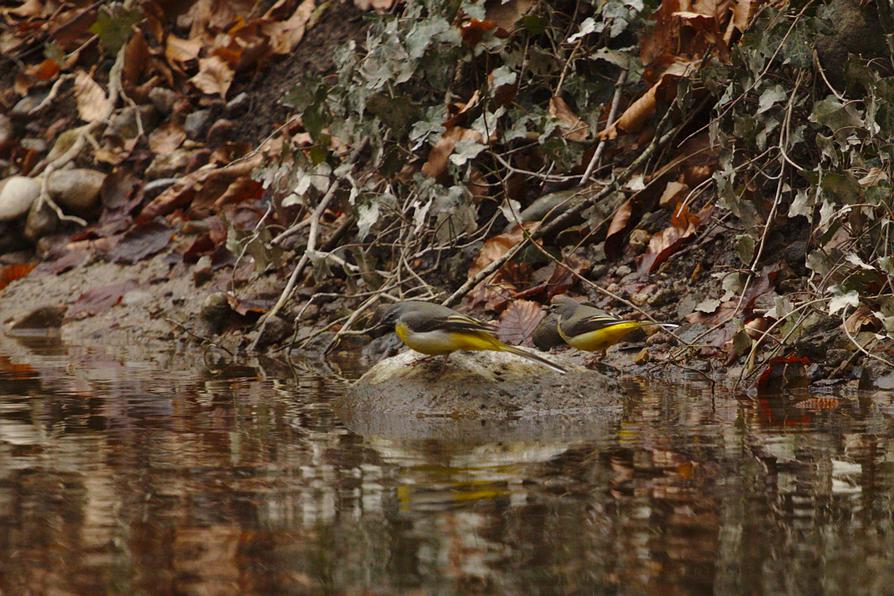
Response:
[579, 69, 627, 186]
[442, 115, 682, 307]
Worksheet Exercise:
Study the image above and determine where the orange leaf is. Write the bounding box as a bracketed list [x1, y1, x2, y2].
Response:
[0, 263, 36, 290]
[32, 58, 61, 81]
[638, 223, 696, 274]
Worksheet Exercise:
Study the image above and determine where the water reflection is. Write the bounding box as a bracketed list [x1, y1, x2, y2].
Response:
[0, 336, 893, 593]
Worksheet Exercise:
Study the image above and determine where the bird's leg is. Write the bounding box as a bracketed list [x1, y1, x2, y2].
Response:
[410, 355, 439, 367]
[584, 350, 607, 369]
[584, 351, 624, 374]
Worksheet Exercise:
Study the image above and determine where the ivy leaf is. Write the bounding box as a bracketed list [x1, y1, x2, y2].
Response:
[757, 85, 788, 114]
[90, 5, 142, 53]
[695, 298, 721, 314]
[490, 65, 517, 95]
[811, 97, 864, 137]
[879, 256, 894, 276]
[567, 17, 601, 43]
[735, 234, 755, 265]
[356, 201, 380, 240]
[449, 138, 486, 166]
[828, 288, 859, 315]
[788, 188, 813, 218]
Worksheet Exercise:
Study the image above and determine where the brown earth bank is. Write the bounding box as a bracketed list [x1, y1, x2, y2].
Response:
[2, 241, 891, 394]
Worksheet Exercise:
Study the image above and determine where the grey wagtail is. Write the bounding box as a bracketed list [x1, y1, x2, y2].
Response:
[379, 301, 567, 374]
[552, 295, 677, 352]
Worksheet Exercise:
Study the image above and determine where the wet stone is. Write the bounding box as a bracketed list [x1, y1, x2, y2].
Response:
[9, 305, 67, 332]
[339, 350, 624, 441]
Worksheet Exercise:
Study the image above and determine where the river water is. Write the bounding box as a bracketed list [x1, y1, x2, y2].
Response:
[1, 338, 893, 594]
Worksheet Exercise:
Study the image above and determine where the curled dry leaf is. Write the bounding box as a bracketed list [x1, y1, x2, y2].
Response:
[166, 35, 202, 63]
[486, 0, 536, 33]
[601, 61, 694, 140]
[140, 151, 264, 221]
[263, 0, 315, 55]
[496, 299, 545, 346]
[638, 204, 710, 273]
[191, 55, 235, 98]
[74, 70, 113, 123]
[604, 199, 634, 259]
[421, 127, 483, 179]
[148, 121, 186, 154]
[353, 0, 396, 10]
[659, 181, 689, 207]
[468, 223, 536, 279]
[549, 96, 590, 142]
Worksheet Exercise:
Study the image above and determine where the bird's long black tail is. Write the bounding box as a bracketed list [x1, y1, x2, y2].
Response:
[501, 344, 568, 374]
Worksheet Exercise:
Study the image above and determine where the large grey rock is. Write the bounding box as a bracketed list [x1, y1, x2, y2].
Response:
[47, 168, 105, 212]
[0, 176, 40, 221]
[338, 350, 626, 442]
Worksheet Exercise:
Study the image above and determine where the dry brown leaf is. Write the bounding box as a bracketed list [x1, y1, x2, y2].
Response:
[74, 70, 113, 123]
[486, 0, 535, 33]
[729, 0, 756, 33]
[638, 219, 698, 274]
[468, 223, 537, 279]
[166, 35, 202, 63]
[605, 199, 634, 256]
[139, 151, 264, 221]
[263, 0, 315, 55]
[602, 83, 657, 140]
[659, 181, 689, 207]
[148, 121, 186, 154]
[3, 0, 44, 17]
[421, 126, 483, 179]
[549, 96, 590, 142]
[496, 299, 545, 346]
[601, 62, 694, 140]
[191, 55, 235, 98]
[123, 30, 149, 89]
[180, 0, 257, 40]
[353, 0, 396, 10]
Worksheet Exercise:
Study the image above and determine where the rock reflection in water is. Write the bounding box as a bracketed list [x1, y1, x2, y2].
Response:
[0, 337, 893, 593]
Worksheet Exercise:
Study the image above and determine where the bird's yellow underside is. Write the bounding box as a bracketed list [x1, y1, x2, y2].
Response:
[561, 321, 643, 352]
[395, 322, 501, 355]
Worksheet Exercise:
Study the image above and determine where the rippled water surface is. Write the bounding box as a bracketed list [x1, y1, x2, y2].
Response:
[2, 337, 894, 594]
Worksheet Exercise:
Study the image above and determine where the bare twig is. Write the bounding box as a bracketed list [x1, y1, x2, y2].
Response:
[444, 114, 683, 307]
[579, 69, 627, 186]
[250, 142, 367, 350]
